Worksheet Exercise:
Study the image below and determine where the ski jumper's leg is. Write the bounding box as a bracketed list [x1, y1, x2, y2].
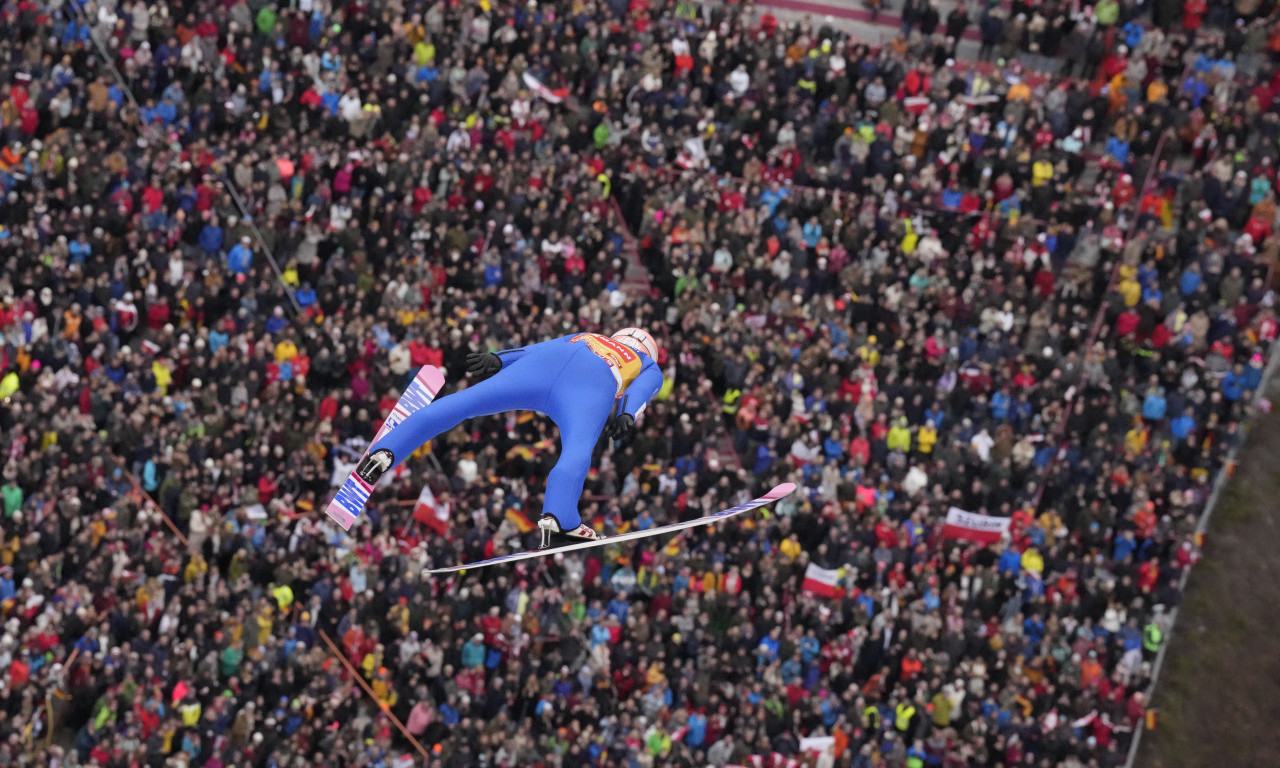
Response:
[540, 351, 618, 530]
[369, 370, 542, 470]
[539, 412, 609, 530]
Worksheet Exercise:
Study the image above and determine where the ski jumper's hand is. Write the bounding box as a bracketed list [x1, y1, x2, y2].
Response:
[466, 351, 502, 380]
[607, 412, 636, 444]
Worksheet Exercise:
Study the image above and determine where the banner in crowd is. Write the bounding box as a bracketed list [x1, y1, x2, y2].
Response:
[728, 756, 804, 768]
[799, 736, 836, 754]
[521, 71, 567, 103]
[505, 507, 536, 534]
[942, 507, 1011, 543]
[413, 483, 449, 536]
[802, 564, 842, 598]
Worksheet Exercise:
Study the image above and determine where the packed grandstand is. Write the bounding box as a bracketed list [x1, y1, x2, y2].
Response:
[0, 0, 1277, 766]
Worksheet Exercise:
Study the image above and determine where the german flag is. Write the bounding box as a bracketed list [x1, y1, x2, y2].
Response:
[507, 445, 535, 461]
[506, 508, 536, 534]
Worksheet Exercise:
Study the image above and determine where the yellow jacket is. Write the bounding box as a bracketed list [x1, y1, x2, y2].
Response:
[916, 424, 937, 454]
[152, 360, 172, 395]
[0, 372, 19, 399]
[1125, 426, 1148, 455]
[1021, 549, 1044, 575]
[1032, 160, 1054, 187]
[887, 424, 912, 453]
[1118, 276, 1142, 307]
[274, 339, 298, 362]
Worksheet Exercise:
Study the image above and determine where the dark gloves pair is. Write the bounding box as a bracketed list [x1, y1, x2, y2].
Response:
[466, 351, 502, 381]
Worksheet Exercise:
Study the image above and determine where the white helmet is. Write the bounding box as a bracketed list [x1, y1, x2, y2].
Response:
[611, 327, 659, 360]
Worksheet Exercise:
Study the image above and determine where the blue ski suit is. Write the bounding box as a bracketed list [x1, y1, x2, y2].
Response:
[370, 333, 665, 530]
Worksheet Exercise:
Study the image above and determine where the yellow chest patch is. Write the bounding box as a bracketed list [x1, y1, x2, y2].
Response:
[571, 333, 642, 397]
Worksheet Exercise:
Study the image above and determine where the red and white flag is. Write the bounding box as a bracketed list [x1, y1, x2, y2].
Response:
[941, 507, 1011, 544]
[522, 71, 568, 103]
[800, 737, 836, 754]
[802, 564, 842, 598]
[412, 482, 449, 537]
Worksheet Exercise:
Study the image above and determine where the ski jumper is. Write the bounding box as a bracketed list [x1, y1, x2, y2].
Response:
[369, 333, 664, 530]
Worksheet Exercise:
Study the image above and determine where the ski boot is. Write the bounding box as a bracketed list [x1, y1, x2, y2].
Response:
[537, 514, 605, 549]
[355, 449, 394, 485]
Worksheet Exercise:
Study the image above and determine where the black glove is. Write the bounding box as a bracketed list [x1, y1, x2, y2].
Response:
[466, 351, 502, 381]
[607, 412, 636, 443]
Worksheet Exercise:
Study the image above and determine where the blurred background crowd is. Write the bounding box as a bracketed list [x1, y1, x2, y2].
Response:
[2, 0, 1279, 766]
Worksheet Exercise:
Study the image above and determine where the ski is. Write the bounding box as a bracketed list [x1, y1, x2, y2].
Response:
[423, 482, 798, 574]
[323, 366, 447, 531]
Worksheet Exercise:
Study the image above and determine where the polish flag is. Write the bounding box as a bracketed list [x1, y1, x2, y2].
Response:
[412, 483, 449, 537]
[522, 72, 568, 103]
[800, 737, 836, 754]
[941, 507, 1011, 544]
[802, 564, 842, 598]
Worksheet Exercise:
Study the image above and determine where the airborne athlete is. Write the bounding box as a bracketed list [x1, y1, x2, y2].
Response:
[354, 329, 665, 547]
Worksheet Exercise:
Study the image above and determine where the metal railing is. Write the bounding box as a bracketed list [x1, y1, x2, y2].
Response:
[1122, 285, 1280, 768]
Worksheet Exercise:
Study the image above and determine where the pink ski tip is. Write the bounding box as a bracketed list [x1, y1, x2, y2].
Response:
[419, 366, 446, 391]
[767, 482, 798, 500]
[324, 504, 358, 531]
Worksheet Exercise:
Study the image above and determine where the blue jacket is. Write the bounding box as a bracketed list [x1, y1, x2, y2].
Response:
[991, 391, 1011, 421]
[1105, 137, 1130, 164]
[998, 549, 1022, 575]
[1123, 22, 1143, 49]
[198, 224, 224, 254]
[461, 639, 485, 668]
[1179, 269, 1202, 296]
[1141, 392, 1167, 421]
[227, 242, 253, 273]
[686, 713, 706, 747]
[1243, 364, 1263, 390]
[1222, 372, 1246, 401]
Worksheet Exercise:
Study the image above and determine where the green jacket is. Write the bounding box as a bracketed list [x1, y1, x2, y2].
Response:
[1143, 623, 1163, 652]
[645, 729, 671, 756]
[255, 6, 278, 35]
[1094, 0, 1119, 25]
[2, 483, 22, 517]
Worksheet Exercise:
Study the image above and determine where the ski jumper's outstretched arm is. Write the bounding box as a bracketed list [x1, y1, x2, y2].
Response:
[617, 360, 665, 419]
[492, 346, 529, 368]
[466, 345, 529, 379]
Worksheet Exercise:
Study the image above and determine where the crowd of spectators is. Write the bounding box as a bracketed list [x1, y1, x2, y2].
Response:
[2, 0, 1279, 766]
